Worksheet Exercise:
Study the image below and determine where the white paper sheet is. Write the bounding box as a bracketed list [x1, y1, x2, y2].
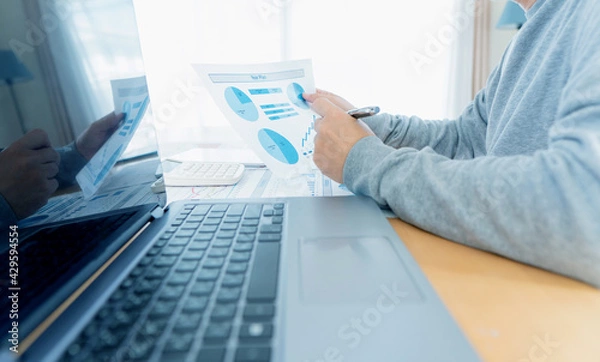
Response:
[193, 60, 317, 179]
[76, 76, 150, 199]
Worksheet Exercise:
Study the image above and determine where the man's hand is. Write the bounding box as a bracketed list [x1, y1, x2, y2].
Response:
[0, 130, 60, 219]
[311, 98, 375, 183]
[303, 89, 356, 112]
[75, 112, 124, 160]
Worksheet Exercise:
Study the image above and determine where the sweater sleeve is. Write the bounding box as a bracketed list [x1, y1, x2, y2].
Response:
[343, 53, 600, 288]
[361, 83, 491, 160]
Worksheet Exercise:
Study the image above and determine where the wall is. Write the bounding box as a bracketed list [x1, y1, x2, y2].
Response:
[0, 1, 61, 148]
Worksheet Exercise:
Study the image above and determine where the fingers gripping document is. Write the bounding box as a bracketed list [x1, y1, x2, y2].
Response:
[193, 60, 317, 179]
[76, 76, 150, 199]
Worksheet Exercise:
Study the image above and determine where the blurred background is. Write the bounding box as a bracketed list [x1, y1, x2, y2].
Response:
[0, 0, 520, 159]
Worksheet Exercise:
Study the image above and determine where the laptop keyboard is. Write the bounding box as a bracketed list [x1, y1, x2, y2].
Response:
[60, 202, 284, 362]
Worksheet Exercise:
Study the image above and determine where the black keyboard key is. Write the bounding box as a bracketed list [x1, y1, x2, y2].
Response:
[176, 260, 199, 272]
[208, 211, 226, 218]
[243, 304, 275, 321]
[273, 210, 283, 216]
[204, 257, 225, 268]
[273, 203, 284, 209]
[173, 312, 202, 331]
[233, 243, 253, 252]
[211, 304, 237, 321]
[167, 272, 193, 285]
[155, 255, 178, 267]
[176, 229, 195, 237]
[163, 333, 194, 353]
[196, 347, 226, 362]
[230, 252, 251, 262]
[149, 300, 177, 317]
[244, 204, 262, 219]
[260, 224, 282, 233]
[182, 250, 205, 260]
[224, 216, 241, 223]
[190, 281, 215, 296]
[247, 243, 280, 302]
[217, 230, 236, 238]
[235, 347, 271, 362]
[222, 274, 245, 287]
[197, 269, 220, 281]
[159, 285, 186, 300]
[192, 204, 211, 215]
[163, 245, 185, 255]
[125, 334, 155, 360]
[199, 224, 219, 232]
[271, 216, 283, 224]
[236, 234, 255, 243]
[241, 219, 259, 227]
[226, 262, 248, 274]
[262, 209, 274, 217]
[194, 233, 214, 241]
[170, 237, 191, 246]
[217, 287, 242, 303]
[238, 322, 273, 341]
[211, 204, 229, 212]
[258, 233, 281, 242]
[239, 226, 257, 234]
[189, 240, 210, 250]
[204, 323, 232, 342]
[213, 239, 233, 248]
[227, 204, 246, 216]
[208, 248, 229, 257]
[220, 223, 239, 231]
[182, 296, 209, 313]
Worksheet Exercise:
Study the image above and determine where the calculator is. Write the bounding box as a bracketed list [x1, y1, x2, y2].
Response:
[163, 162, 245, 186]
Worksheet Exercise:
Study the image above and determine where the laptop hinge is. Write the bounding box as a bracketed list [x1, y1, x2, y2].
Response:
[150, 205, 165, 219]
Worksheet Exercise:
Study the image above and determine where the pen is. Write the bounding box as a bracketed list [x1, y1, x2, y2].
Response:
[347, 106, 380, 119]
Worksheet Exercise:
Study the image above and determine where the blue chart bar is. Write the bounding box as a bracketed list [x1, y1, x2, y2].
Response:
[264, 108, 295, 115]
[260, 103, 290, 109]
[94, 145, 123, 185]
[249, 88, 282, 95]
[269, 112, 299, 121]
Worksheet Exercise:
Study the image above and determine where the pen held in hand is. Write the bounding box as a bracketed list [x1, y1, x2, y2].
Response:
[347, 106, 380, 119]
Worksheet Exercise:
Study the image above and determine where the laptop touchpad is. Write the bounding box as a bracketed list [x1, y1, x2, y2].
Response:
[298, 237, 423, 304]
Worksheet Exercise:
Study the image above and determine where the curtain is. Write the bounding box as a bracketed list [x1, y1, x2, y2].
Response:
[472, 0, 491, 97]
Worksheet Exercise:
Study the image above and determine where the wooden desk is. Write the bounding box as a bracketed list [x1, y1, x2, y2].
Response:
[389, 219, 600, 362]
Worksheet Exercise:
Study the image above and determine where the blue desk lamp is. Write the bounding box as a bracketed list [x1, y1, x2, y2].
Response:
[0, 50, 33, 134]
[496, 1, 527, 30]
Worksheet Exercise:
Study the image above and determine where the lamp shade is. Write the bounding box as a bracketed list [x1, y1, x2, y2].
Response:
[496, 1, 527, 30]
[0, 49, 33, 85]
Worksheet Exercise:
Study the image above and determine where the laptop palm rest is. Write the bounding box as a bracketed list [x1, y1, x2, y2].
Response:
[298, 236, 423, 304]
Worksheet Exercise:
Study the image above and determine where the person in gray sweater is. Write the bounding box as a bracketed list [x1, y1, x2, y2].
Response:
[304, 0, 600, 287]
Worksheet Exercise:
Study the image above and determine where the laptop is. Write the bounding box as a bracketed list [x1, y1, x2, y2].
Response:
[0, 176, 480, 361]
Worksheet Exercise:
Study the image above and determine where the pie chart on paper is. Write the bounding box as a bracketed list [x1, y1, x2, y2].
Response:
[287, 82, 310, 110]
[224, 86, 259, 121]
[257, 128, 299, 165]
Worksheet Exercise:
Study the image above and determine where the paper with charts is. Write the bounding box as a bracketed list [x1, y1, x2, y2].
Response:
[193, 60, 317, 179]
[76, 76, 150, 199]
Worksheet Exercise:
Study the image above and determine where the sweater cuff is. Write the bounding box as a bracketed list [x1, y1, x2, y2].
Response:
[343, 135, 396, 192]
